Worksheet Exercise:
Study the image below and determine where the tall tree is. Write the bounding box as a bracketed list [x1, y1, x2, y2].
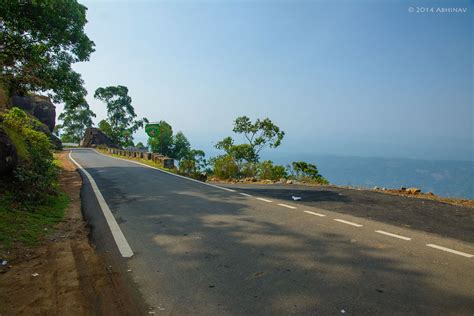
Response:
[0, 0, 95, 104]
[215, 116, 285, 163]
[232, 116, 285, 158]
[148, 120, 173, 156]
[171, 131, 191, 161]
[94, 85, 148, 147]
[57, 102, 95, 143]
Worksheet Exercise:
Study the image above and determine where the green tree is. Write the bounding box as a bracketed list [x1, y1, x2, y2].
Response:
[289, 161, 329, 184]
[171, 131, 191, 160]
[98, 119, 113, 139]
[232, 116, 285, 158]
[210, 155, 239, 179]
[148, 120, 173, 155]
[94, 85, 148, 147]
[57, 102, 95, 143]
[178, 149, 208, 180]
[0, 0, 95, 105]
[215, 116, 284, 169]
[258, 160, 288, 181]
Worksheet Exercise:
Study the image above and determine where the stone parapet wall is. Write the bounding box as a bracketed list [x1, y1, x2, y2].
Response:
[107, 148, 174, 169]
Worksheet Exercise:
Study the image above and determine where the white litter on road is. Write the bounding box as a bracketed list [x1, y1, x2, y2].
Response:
[291, 196, 302, 201]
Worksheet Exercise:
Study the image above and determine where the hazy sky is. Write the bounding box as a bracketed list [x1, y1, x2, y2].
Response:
[66, 0, 472, 161]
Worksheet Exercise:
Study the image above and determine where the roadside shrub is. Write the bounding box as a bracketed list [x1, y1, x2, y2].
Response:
[211, 155, 239, 179]
[241, 162, 258, 178]
[257, 160, 288, 181]
[289, 161, 329, 184]
[1, 108, 58, 205]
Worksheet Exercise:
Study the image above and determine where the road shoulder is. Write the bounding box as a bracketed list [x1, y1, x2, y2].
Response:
[0, 150, 144, 315]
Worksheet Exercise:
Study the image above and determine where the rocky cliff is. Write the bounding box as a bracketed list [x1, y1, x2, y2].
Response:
[81, 127, 118, 148]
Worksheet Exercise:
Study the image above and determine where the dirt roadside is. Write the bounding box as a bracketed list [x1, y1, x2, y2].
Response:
[0, 151, 143, 315]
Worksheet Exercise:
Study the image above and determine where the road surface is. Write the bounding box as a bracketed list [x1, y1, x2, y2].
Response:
[70, 149, 474, 315]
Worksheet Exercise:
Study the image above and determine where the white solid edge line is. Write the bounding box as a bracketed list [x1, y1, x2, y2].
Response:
[69, 151, 134, 258]
[304, 210, 326, 217]
[256, 197, 273, 203]
[334, 219, 363, 227]
[375, 230, 411, 241]
[278, 203, 297, 209]
[240, 192, 253, 197]
[91, 149, 236, 193]
[426, 244, 474, 258]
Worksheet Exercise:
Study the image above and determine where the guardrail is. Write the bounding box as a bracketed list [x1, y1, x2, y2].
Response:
[107, 148, 174, 169]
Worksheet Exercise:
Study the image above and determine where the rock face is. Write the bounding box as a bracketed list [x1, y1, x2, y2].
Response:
[8, 94, 62, 149]
[81, 127, 118, 148]
[10, 95, 56, 132]
[0, 127, 18, 175]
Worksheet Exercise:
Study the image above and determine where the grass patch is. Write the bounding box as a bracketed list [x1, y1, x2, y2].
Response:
[0, 191, 69, 249]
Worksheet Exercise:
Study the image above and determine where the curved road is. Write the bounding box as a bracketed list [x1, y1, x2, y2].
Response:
[70, 149, 474, 315]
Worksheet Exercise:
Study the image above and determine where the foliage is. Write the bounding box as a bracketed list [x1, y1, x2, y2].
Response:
[148, 120, 173, 155]
[0, 0, 95, 105]
[210, 155, 239, 179]
[57, 102, 95, 143]
[289, 161, 329, 184]
[94, 85, 148, 147]
[178, 149, 209, 181]
[171, 131, 191, 160]
[98, 119, 113, 139]
[214, 116, 284, 175]
[215, 136, 258, 164]
[258, 160, 288, 181]
[135, 142, 146, 149]
[1, 108, 58, 203]
[232, 116, 285, 158]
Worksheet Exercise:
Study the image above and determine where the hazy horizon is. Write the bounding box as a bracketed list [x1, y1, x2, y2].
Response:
[59, 0, 472, 162]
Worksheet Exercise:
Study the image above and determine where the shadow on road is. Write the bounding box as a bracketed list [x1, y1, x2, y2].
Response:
[83, 165, 474, 314]
[226, 184, 474, 243]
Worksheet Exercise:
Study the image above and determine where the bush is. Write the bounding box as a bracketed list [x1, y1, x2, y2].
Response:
[211, 155, 239, 179]
[289, 161, 329, 184]
[1, 108, 58, 205]
[241, 162, 258, 178]
[257, 160, 288, 181]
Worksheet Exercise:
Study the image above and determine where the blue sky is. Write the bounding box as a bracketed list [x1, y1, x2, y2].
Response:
[68, 0, 472, 161]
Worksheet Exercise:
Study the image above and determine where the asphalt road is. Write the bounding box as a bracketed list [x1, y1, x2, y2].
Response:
[71, 149, 474, 315]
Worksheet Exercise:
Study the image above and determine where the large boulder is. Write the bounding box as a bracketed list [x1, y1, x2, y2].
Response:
[0, 127, 18, 175]
[81, 127, 118, 148]
[10, 95, 56, 132]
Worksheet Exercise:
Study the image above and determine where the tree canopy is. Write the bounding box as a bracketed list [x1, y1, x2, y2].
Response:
[94, 85, 148, 147]
[57, 101, 95, 143]
[215, 116, 284, 164]
[148, 120, 173, 156]
[0, 0, 95, 105]
[233, 116, 285, 157]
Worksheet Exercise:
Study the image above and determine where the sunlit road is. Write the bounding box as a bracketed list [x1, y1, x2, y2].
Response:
[71, 149, 474, 315]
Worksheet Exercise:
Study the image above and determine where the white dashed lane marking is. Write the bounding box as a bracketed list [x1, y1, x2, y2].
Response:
[375, 230, 411, 241]
[256, 197, 273, 203]
[426, 244, 474, 258]
[334, 219, 363, 227]
[303, 210, 326, 217]
[239, 192, 253, 197]
[278, 203, 297, 209]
